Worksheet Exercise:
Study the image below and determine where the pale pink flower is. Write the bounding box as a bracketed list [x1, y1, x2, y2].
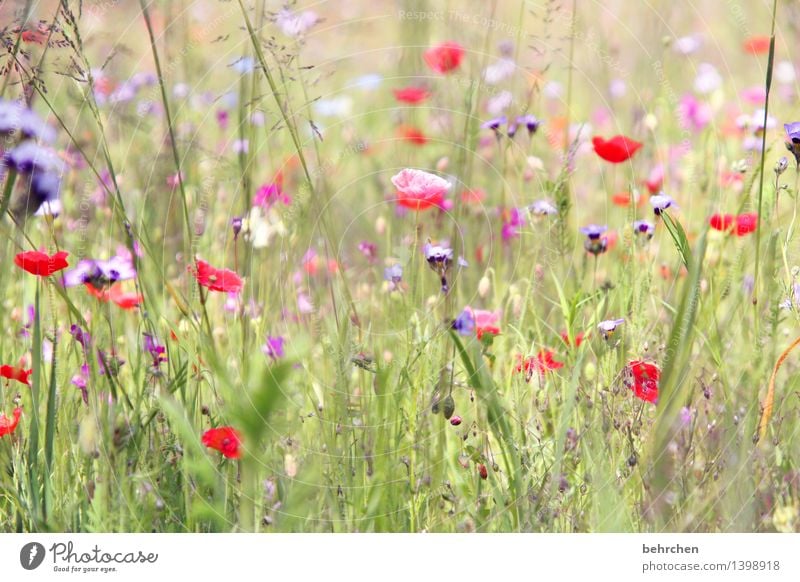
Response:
[390, 168, 450, 211]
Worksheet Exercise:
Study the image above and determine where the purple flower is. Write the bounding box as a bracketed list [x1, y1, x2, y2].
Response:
[71, 363, 90, 404]
[3, 141, 62, 174]
[784, 122, 800, 165]
[516, 114, 540, 135]
[452, 308, 475, 336]
[2, 141, 64, 215]
[580, 224, 607, 240]
[650, 194, 674, 215]
[358, 240, 378, 262]
[262, 335, 285, 360]
[785, 122, 800, 143]
[70, 324, 92, 350]
[528, 199, 557, 217]
[580, 224, 608, 255]
[63, 255, 136, 288]
[384, 264, 403, 289]
[143, 333, 167, 369]
[232, 216, 243, 238]
[481, 116, 507, 130]
[633, 220, 655, 239]
[424, 243, 454, 293]
[0, 99, 55, 143]
[598, 318, 625, 340]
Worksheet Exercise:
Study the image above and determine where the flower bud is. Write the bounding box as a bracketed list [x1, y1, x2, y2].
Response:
[776, 156, 789, 175]
[478, 275, 491, 298]
[478, 463, 488, 480]
[442, 394, 455, 419]
[450, 415, 462, 426]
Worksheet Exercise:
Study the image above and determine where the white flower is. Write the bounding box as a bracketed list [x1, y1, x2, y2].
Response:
[277, 9, 319, 37]
[483, 58, 516, 85]
[246, 206, 287, 249]
[693, 63, 721, 95]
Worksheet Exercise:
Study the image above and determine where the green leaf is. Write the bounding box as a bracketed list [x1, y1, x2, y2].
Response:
[661, 211, 692, 268]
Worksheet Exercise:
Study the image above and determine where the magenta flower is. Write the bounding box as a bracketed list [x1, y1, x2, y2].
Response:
[262, 335, 285, 360]
[253, 182, 291, 208]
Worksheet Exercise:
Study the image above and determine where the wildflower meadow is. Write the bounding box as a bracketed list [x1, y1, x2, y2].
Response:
[1, 0, 800, 535]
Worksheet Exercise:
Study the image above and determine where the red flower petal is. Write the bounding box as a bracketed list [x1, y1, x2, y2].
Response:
[393, 86, 430, 104]
[516, 350, 564, 378]
[628, 360, 659, 404]
[743, 35, 771, 55]
[397, 125, 428, 146]
[476, 325, 501, 340]
[709, 213, 735, 232]
[423, 41, 465, 74]
[14, 250, 69, 277]
[0, 365, 32, 386]
[592, 135, 643, 163]
[0, 408, 22, 437]
[561, 331, 585, 347]
[190, 261, 243, 293]
[201, 426, 242, 459]
[735, 213, 758, 236]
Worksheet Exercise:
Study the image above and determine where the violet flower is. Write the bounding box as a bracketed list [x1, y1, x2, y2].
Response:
[598, 318, 625, 340]
[262, 335, 285, 360]
[423, 243, 454, 293]
[63, 255, 136, 289]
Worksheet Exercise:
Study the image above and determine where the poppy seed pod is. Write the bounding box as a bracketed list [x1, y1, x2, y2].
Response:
[442, 394, 455, 419]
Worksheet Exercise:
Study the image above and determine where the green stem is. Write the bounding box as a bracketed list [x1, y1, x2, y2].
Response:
[753, 0, 779, 310]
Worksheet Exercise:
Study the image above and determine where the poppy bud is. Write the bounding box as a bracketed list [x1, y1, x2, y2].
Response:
[478, 275, 490, 298]
[442, 394, 455, 419]
[478, 463, 488, 480]
[450, 415, 462, 426]
[776, 156, 789, 175]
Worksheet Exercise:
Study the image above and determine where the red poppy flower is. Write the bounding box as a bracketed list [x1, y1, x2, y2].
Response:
[190, 261, 243, 293]
[735, 213, 758, 236]
[0, 408, 22, 437]
[709, 213, 758, 236]
[201, 426, 242, 459]
[423, 41, 465, 74]
[709, 213, 735, 232]
[516, 350, 564, 380]
[477, 325, 500, 340]
[743, 35, 771, 55]
[398, 125, 428, 146]
[21, 27, 48, 44]
[592, 135, 643, 163]
[1, 365, 32, 386]
[393, 86, 430, 104]
[627, 360, 660, 404]
[560, 331, 585, 347]
[84, 283, 143, 310]
[611, 192, 644, 207]
[14, 250, 69, 277]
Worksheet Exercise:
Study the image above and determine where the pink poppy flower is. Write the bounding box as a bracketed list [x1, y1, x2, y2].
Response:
[390, 168, 450, 211]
